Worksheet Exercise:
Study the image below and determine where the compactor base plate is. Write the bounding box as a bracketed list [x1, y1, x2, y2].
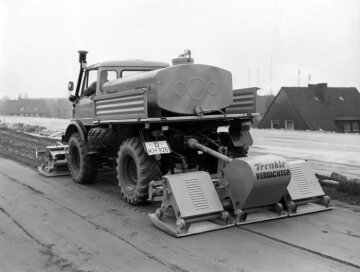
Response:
[38, 165, 70, 177]
[232, 210, 287, 226]
[288, 203, 332, 217]
[148, 213, 233, 237]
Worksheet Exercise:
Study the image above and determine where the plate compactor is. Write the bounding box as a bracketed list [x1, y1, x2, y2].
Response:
[148, 138, 331, 237]
[36, 142, 69, 177]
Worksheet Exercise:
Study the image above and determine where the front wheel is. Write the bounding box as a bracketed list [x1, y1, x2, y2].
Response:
[117, 137, 161, 204]
[68, 133, 98, 184]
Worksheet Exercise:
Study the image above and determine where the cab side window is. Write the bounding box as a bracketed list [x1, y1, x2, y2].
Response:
[99, 70, 117, 92]
[81, 69, 98, 96]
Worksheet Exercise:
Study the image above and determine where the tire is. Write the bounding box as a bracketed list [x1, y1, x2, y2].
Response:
[68, 133, 99, 184]
[117, 137, 161, 204]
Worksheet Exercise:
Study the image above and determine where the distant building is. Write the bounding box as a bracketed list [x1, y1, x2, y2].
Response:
[258, 83, 360, 133]
[4, 99, 50, 117]
[2, 98, 72, 118]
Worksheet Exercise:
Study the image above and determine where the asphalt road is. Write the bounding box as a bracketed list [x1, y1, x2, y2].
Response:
[0, 158, 359, 272]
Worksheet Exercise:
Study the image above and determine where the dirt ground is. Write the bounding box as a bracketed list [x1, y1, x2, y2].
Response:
[0, 127, 58, 167]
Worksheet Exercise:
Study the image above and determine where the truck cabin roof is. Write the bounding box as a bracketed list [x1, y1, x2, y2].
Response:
[87, 60, 170, 70]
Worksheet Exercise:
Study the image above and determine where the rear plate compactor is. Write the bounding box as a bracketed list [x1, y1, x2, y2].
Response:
[149, 171, 234, 237]
[285, 160, 331, 215]
[149, 139, 331, 237]
[36, 142, 69, 177]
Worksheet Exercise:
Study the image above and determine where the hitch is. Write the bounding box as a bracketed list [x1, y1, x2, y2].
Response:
[36, 142, 69, 177]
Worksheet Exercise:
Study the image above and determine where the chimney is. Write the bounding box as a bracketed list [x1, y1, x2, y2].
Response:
[318, 83, 328, 103]
[309, 83, 328, 103]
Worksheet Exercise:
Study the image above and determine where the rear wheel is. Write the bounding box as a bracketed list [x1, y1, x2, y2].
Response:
[68, 133, 98, 184]
[117, 137, 161, 204]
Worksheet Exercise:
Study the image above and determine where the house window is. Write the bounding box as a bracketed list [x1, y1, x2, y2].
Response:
[285, 120, 294, 130]
[271, 120, 280, 129]
[353, 122, 359, 132]
[344, 122, 351, 133]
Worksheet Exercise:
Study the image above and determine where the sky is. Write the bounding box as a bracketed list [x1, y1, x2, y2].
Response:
[0, 0, 359, 99]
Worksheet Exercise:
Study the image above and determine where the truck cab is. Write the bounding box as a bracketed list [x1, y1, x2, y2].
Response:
[69, 57, 169, 126]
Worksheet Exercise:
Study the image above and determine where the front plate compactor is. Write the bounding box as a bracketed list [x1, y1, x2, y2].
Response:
[36, 143, 69, 177]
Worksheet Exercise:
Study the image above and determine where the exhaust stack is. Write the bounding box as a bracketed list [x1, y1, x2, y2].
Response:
[75, 50, 88, 97]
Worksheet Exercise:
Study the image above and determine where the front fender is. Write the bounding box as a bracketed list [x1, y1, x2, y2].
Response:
[63, 120, 88, 142]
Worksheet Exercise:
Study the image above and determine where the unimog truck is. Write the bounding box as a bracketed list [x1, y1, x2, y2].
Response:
[38, 50, 331, 237]
[64, 50, 254, 203]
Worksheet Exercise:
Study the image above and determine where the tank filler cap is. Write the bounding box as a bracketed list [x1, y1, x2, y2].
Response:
[195, 105, 204, 117]
[172, 49, 194, 65]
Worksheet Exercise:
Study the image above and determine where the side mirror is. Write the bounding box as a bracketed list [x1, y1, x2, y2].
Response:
[69, 94, 77, 102]
[68, 81, 74, 92]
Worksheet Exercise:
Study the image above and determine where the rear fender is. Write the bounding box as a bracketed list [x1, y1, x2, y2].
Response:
[229, 121, 253, 147]
[63, 121, 88, 142]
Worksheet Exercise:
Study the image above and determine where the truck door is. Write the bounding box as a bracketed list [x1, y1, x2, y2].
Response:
[73, 69, 97, 125]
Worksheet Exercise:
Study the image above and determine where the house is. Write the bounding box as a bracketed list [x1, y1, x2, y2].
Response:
[258, 83, 360, 133]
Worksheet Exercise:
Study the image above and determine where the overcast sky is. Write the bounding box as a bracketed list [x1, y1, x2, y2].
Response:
[0, 0, 359, 99]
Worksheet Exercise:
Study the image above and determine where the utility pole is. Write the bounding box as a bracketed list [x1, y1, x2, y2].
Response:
[308, 74, 311, 84]
[270, 54, 273, 95]
[298, 69, 301, 87]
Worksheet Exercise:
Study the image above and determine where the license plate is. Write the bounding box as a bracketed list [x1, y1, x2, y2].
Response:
[145, 141, 171, 155]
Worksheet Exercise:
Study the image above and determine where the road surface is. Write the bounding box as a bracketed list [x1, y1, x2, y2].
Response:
[250, 128, 360, 178]
[0, 158, 359, 272]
